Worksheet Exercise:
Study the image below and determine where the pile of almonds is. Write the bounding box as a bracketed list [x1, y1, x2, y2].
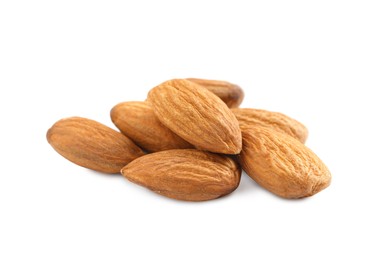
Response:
[47, 79, 331, 201]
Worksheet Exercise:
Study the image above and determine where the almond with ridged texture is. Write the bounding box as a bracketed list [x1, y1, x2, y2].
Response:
[147, 79, 242, 154]
[47, 117, 145, 173]
[186, 78, 244, 108]
[121, 149, 241, 201]
[239, 127, 331, 199]
[232, 108, 308, 143]
[111, 101, 193, 152]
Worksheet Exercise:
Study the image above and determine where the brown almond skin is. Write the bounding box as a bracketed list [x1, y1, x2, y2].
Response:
[232, 108, 308, 143]
[121, 149, 241, 201]
[186, 78, 244, 108]
[147, 79, 242, 154]
[47, 117, 145, 173]
[239, 127, 331, 199]
[111, 101, 193, 152]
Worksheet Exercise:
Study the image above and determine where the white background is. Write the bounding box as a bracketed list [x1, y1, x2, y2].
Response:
[1, 1, 378, 259]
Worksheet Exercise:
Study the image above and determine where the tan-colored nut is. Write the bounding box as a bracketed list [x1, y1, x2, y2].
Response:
[147, 79, 242, 154]
[232, 108, 308, 143]
[239, 127, 331, 199]
[186, 78, 244, 108]
[111, 101, 193, 152]
[121, 149, 241, 201]
[47, 117, 144, 173]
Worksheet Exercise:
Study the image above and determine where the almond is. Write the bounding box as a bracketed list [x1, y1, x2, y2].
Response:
[232, 108, 308, 143]
[111, 101, 193, 152]
[121, 149, 241, 201]
[147, 79, 242, 154]
[186, 78, 244, 108]
[239, 127, 331, 198]
[47, 117, 145, 173]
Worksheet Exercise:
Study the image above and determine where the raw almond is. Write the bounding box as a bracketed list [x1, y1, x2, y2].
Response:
[121, 149, 241, 201]
[47, 117, 145, 173]
[232, 108, 308, 143]
[147, 79, 242, 154]
[111, 101, 193, 152]
[186, 78, 244, 108]
[239, 127, 331, 198]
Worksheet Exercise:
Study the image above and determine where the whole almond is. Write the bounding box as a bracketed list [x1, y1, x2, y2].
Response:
[47, 117, 145, 173]
[121, 149, 241, 201]
[239, 127, 331, 199]
[147, 79, 242, 154]
[111, 101, 193, 152]
[232, 108, 308, 143]
[186, 78, 244, 108]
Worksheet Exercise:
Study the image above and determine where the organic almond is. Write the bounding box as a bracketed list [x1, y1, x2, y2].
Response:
[121, 149, 241, 201]
[239, 127, 331, 198]
[111, 101, 193, 152]
[187, 78, 244, 108]
[232, 108, 308, 143]
[147, 79, 242, 154]
[47, 117, 145, 173]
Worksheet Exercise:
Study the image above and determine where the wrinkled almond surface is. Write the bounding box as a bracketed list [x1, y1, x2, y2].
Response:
[147, 79, 242, 154]
[121, 149, 241, 201]
[186, 78, 244, 108]
[239, 127, 331, 198]
[111, 101, 193, 152]
[47, 117, 145, 173]
[232, 108, 308, 143]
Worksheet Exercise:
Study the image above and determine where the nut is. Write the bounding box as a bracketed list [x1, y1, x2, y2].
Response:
[47, 117, 145, 173]
[239, 126, 331, 198]
[232, 108, 308, 143]
[121, 149, 241, 201]
[186, 78, 244, 108]
[147, 79, 242, 154]
[111, 101, 193, 152]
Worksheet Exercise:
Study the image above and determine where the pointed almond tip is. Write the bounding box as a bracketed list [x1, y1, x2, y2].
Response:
[120, 166, 127, 177]
[218, 141, 242, 155]
[230, 144, 242, 155]
[229, 134, 243, 154]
